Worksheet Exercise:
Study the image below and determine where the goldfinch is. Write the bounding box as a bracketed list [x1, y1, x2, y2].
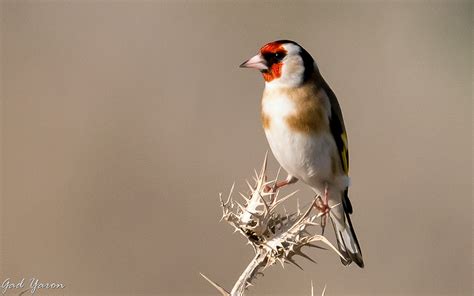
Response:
[240, 40, 364, 267]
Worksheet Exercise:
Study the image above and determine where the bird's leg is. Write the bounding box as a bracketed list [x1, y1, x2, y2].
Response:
[315, 184, 330, 234]
[264, 175, 298, 193]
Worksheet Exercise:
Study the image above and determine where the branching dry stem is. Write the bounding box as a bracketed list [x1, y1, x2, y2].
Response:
[201, 154, 342, 295]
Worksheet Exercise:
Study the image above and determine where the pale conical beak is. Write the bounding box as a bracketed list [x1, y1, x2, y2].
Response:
[239, 54, 268, 71]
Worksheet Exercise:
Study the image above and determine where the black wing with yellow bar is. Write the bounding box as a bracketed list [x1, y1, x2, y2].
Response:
[320, 78, 352, 213]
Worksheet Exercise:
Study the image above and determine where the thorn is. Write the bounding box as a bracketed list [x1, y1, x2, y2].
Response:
[278, 258, 286, 268]
[272, 190, 299, 208]
[287, 200, 315, 233]
[263, 180, 275, 187]
[234, 201, 247, 213]
[256, 152, 268, 188]
[286, 257, 303, 270]
[243, 205, 261, 216]
[275, 166, 282, 183]
[322, 284, 327, 296]
[200, 273, 230, 296]
[263, 258, 274, 269]
[311, 280, 314, 296]
[246, 180, 254, 191]
[221, 183, 234, 208]
[261, 190, 276, 198]
[239, 192, 250, 203]
[228, 182, 235, 197]
[219, 192, 223, 204]
[309, 235, 345, 259]
[259, 193, 270, 212]
[306, 243, 327, 250]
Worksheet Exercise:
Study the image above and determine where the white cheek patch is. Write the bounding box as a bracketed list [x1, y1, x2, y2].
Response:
[284, 43, 302, 55]
[282, 56, 305, 85]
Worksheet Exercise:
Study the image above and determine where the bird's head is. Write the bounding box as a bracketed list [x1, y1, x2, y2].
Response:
[240, 40, 316, 88]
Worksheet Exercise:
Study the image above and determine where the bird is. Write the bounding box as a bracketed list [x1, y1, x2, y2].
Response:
[239, 40, 364, 268]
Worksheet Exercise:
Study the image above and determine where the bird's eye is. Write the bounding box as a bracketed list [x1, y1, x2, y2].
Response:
[274, 52, 285, 61]
[262, 51, 286, 64]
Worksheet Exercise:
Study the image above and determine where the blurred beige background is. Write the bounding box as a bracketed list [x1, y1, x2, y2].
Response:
[1, 1, 472, 295]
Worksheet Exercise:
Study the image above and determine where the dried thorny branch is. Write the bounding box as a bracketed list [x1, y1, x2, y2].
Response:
[201, 154, 343, 296]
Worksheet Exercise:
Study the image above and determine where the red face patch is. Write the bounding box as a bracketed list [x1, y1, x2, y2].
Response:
[260, 42, 284, 54]
[262, 63, 283, 82]
[260, 42, 287, 82]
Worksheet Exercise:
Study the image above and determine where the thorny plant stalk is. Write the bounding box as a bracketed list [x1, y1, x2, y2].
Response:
[201, 154, 343, 296]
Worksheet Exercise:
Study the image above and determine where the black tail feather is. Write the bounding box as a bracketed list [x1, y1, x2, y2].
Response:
[333, 191, 364, 268]
[342, 211, 364, 268]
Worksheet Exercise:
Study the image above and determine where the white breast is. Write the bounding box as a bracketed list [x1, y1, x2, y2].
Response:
[262, 91, 337, 193]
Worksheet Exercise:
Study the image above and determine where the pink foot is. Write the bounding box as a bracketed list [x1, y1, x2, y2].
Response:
[315, 186, 330, 234]
[264, 176, 298, 193]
